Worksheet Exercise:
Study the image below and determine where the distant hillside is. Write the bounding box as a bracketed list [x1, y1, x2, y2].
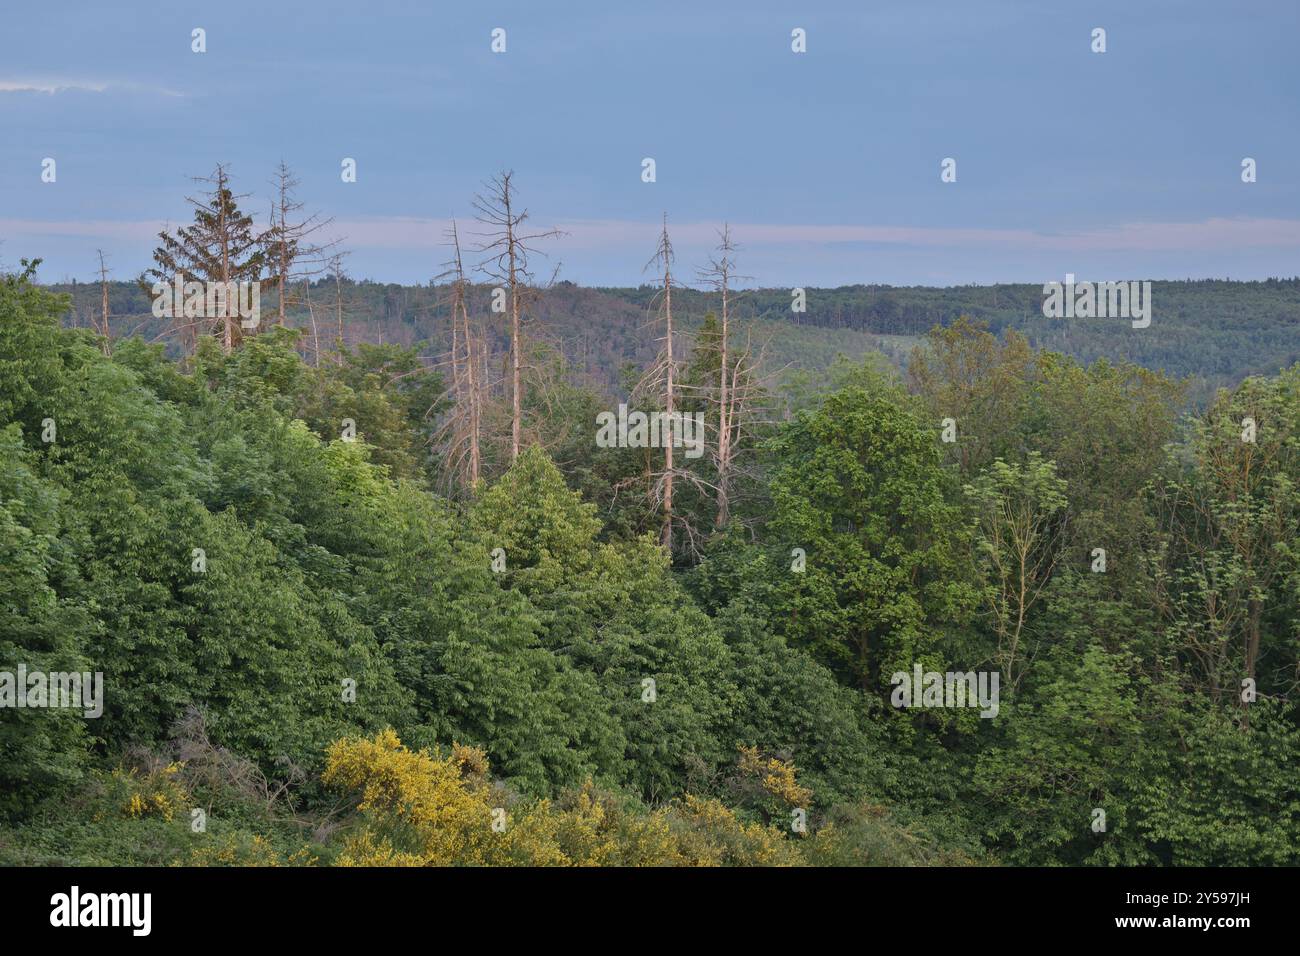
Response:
[599, 280, 1300, 402]
[47, 275, 1300, 404]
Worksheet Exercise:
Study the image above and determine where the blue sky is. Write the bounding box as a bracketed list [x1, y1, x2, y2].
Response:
[2, 0, 1297, 287]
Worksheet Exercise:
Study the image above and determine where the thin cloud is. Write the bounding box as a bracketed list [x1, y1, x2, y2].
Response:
[0, 80, 106, 94]
[0, 79, 184, 97]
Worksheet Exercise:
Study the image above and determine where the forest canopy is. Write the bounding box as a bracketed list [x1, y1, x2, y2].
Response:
[2, 248, 1298, 867]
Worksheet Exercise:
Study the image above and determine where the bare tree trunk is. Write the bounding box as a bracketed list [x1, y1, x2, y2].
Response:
[715, 227, 733, 526]
[663, 242, 675, 552]
[508, 199, 522, 465]
[434, 220, 487, 492]
[305, 281, 321, 368]
[700, 225, 749, 528]
[277, 206, 288, 326]
[644, 214, 678, 553]
[472, 171, 564, 467]
[216, 166, 233, 353]
[462, 284, 481, 486]
[95, 249, 112, 356]
[266, 161, 336, 335]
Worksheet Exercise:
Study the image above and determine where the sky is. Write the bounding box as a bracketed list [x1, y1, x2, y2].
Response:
[1, 0, 1298, 288]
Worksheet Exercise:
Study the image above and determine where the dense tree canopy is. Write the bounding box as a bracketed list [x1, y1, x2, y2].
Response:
[2, 264, 1297, 867]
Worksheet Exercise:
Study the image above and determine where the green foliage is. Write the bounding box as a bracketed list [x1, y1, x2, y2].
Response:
[1130, 697, 1300, 865]
[763, 386, 978, 689]
[4, 262, 1299, 867]
[0, 425, 94, 817]
[472, 448, 736, 799]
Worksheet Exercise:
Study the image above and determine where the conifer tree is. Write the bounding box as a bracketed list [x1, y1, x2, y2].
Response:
[143, 164, 269, 354]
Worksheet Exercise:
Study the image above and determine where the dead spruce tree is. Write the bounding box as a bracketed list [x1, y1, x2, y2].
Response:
[636, 213, 682, 552]
[680, 309, 776, 548]
[95, 249, 113, 355]
[696, 224, 752, 528]
[432, 219, 485, 491]
[472, 171, 562, 464]
[265, 161, 336, 329]
[714, 326, 778, 527]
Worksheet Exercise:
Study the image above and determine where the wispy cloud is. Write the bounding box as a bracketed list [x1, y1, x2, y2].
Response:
[0, 79, 184, 97]
[0, 80, 106, 94]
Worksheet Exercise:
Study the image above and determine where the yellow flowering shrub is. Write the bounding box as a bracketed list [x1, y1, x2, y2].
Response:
[511, 784, 688, 866]
[185, 834, 317, 867]
[736, 745, 813, 810]
[113, 762, 189, 822]
[329, 831, 424, 867]
[671, 794, 803, 866]
[323, 730, 816, 867]
[324, 729, 502, 866]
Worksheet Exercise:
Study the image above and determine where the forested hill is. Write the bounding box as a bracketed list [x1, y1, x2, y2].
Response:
[607, 279, 1300, 397]
[6, 263, 1300, 867]
[49, 276, 1300, 404]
